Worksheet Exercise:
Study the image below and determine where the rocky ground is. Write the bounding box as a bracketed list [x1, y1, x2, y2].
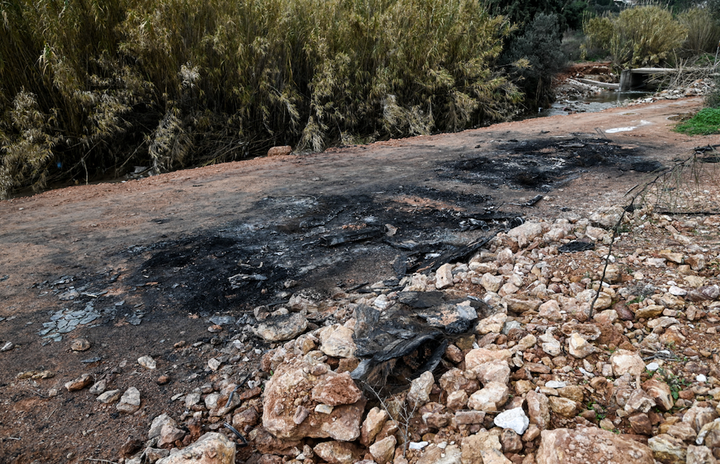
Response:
[1, 95, 719, 464]
[61, 195, 720, 464]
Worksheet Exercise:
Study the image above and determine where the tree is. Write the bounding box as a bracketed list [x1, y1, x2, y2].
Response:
[508, 13, 567, 108]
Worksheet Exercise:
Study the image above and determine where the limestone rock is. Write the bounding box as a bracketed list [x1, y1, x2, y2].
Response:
[667, 422, 697, 442]
[318, 325, 356, 358]
[138, 355, 157, 370]
[156, 432, 235, 464]
[461, 430, 511, 464]
[610, 349, 645, 377]
[686, 445, 716, 464]
[625, 389, 656, 414]
[408, 371, 434, 408]
[313, 441, 360, 464]
[435, 263, 454, 289]
[481, 274, 504, 294]
[149, 413, 176, 439]
[96, 389, 121, 404]
[360, 407, 389, 446]
[117, 387, 141, 413]
[263, 359, 365, 441]
[635, 305, 664, 319]
[590, 206, 624, 229]
[648, 434, 686, 464]
[568, 333, 596, 359]
[527, 390, 550, 430]
[536, 427, 654, 464]
[539, 328, 562, 356]
[159, 422, 187, 447]
[70, 338, 91, 351]
[508, 221, 545, 248]
[500, 429, 523, 454]
[465, 348, 512, 370]
[65, 373, 94, 391]
[311, 371, 363, 406]
[683, 405, 718, 433]
[468, 382, 510, 412]
[369, 435, 396, 464]
[473, 360, 511, 386]
[417, 444, 462, 464]
[476, 312, 507, 335]
[538, 300, 563, 322]
[503, 295, 541, 313]
[642, 378, 674, 411]
[494, 407, 529, 435]
[548, 397, 577, 417]
[697, 419, 720, 447]
[628, 413, 652, 436]
[254, 312, 308, 342]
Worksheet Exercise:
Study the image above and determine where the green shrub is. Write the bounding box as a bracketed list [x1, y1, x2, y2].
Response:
[674, 108, 720, 135]
[583, 6, 688, 71]
[679, 7, 720, 56]
[507, 13, 567, 108]
[0, 0, 521, 198]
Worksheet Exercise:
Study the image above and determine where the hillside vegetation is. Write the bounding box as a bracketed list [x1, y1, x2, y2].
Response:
[0, 0, 522, 198]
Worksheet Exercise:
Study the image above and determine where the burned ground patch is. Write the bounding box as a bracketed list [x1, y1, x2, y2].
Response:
[444, 137, 663, 190]
[126, 191, 516, 316]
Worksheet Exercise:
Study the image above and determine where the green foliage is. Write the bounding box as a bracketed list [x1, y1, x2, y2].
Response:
[678, 7, 720, 56]
[583, 6, 688, 70]
[0, 0, 521, 198]
[652, 367, 691, 401]
[507, 13, 567, 108]
[674, 108, 720, 135]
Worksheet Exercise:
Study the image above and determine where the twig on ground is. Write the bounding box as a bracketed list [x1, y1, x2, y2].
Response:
[589, 152, 699, 318]
[362, 381, 417, 457]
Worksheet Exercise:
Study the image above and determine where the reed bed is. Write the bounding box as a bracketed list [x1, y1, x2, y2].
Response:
[0, 0, 520, 197]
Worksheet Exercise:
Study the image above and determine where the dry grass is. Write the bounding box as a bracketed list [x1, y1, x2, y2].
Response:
[0, 0, 521, 198]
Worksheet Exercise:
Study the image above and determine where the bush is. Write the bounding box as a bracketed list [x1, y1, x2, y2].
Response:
[0, 0, 521, 198]
[507, 14, 567, 108]
[679, 7, 720, 56]
[674, 108, 720, 135]
[583, 6, 688, 71]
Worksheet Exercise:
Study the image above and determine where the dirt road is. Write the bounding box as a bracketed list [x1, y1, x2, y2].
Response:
[0, 96, 715, 462]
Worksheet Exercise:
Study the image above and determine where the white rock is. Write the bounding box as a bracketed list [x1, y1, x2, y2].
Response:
[494, 407, 529, 435]
[409, 441, 429, 450]
[117, 387, 141, 413]
[408, 371, 434, 408]
[646, 362, 660, 372]
[669, 286, 687, 296]
[208, 358, 222, 371]
[436, 263, 454, 289]
[610, 349, 645, 377]
[155, 432, 235, 464]
[138, 355, 157, 370]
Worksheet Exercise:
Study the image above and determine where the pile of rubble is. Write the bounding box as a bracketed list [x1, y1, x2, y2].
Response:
[53, 203, 720, 464]
[626, 78, 716, 106]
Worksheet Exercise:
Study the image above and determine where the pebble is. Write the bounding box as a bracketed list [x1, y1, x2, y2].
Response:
[1, 341, 14, 352]
[70, 338, 91, 351]
[116, 387, 141, 413]
[138, 355, 157, 370]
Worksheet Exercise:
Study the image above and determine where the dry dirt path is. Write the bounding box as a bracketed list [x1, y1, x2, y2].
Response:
[0, 96, 716, 462]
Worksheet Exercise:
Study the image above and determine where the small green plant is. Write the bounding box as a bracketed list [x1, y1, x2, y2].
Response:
[654, 367, 691, 401]
[674, 108, 720, 135]
[628, 295, 645, 304]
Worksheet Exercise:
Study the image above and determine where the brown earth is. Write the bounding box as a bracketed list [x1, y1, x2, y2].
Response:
[0, 96, 717, 463]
